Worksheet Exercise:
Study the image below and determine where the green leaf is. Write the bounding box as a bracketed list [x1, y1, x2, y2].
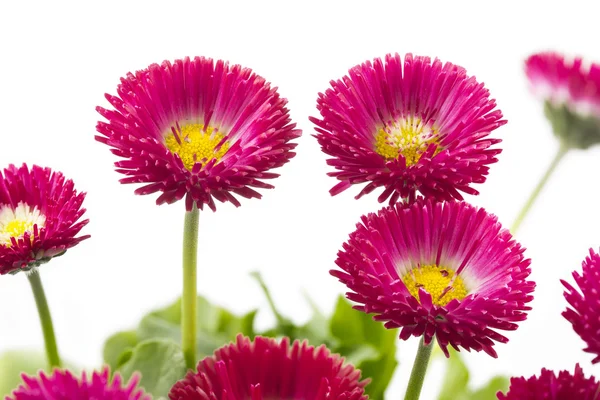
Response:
[118, 339, 186, 398]
[328, 296, 398, 400]
[438, 349, 470, 400]
[0, 350, 48, 398]
[471, 376, 510, 400]
[330, 296, 366, 345]
[336, 344, 379, 366]
[103, 330, 139, 370]
[359, 350, 398, 400]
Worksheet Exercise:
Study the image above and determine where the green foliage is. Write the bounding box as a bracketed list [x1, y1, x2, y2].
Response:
[103, 295, 257, 371]
[437, 348, 509, 400]
[103, 295, 257, 398]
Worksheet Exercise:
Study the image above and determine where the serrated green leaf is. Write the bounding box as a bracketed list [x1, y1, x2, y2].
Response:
[0, 350, 48, 398]
[118, 339, 186, 398]
[438, 349, 470, 400]
[471, 376, 510, 400]
[103, 330, 139, 370]
[330, 296, 366, 345]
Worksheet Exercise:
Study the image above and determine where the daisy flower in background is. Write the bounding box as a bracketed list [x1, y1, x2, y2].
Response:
[169, 335, 368, 400]
[0, 164, 89, 275]
[562, 248, 600, 364]
[96, 56, 301, 212]
[512, 53, 600, 233]
[526, 51, 600, 150]
[333, 199, 534, 357]
[497, 364, 599, 399]
[311, 53, 505, 204]
[6, 367, 150, 400]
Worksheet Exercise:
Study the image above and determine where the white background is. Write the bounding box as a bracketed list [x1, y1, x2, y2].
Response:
[1, 1, 600, 398]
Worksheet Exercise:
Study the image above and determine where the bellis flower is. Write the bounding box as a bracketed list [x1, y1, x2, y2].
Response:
[6, 367, 149, 400]
[497, 364, 599, 400]
[562, 248, 600, 363]
[96, 56, 301, 211]
[169, 335, 368, 400]
[312, 53, 505, 203]
[333, 199, 534, 357]
[0, 164, 89, 275]
[525, 51, 600, 149]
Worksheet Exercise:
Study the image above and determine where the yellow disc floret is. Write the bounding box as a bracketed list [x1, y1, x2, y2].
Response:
[165, 124, 230, 170]
[402, 264, 468, 306]
[0, 202, 46, 247]
[374, 116, 440, 166]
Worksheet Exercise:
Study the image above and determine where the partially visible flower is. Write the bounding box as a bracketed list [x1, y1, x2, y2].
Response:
[562, 248, 600, 363]
[333, 199, 534, 357]
[525, 52, 600, 149]
[169, 335, 368, 400]
[6, 366, 150, 400]
[96, 56, 301, 211]
[311, 53, 504, 204]
[497, 364, 599, 399]
[0, 164, 89, 275]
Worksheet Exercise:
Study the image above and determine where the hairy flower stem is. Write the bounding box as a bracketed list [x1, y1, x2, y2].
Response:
[182, 204, 200, 369]
[404, 337, 433, 400]
[28, 270, 61, 368]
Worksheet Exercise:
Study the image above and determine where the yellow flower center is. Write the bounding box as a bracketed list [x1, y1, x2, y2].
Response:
[164, 124, 230, 170]
[374, 116, 440, 166]
[0, 202, 46, 247]
[402, 265, 468, 306]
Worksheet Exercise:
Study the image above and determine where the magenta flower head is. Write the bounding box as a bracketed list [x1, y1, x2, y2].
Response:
[311, 53, 505, 204]
[562, 248, 600, 363]
[6, 367, 150, 400]
[525, 52, 600, 149]
[497, 364, 599, 399]
[96, 56, 301, 211]
[169, 335, 368, 400]
[0, 164, 89, 275]
[333, 199, 534, 357]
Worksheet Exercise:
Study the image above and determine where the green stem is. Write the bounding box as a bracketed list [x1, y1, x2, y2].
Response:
[250, 271, 288, 329]
[27, 270, 61, 368]
[182, 204, 199, 370]
[511, 144, 569, 234]
[404, 337, 433, 400]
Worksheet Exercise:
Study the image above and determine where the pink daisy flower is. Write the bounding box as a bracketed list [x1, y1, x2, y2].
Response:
[333, 199, 534, 357]
[96, 56, 301, 211]
[525, 52, 600, 149]
[562, 248, 600, 363]
[6, 367, 150, 400]
[311, 53, 505, 204]
[0, 164, 89, 275]
[169, 335, 368, 400]
[497, 364, 599, 399]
